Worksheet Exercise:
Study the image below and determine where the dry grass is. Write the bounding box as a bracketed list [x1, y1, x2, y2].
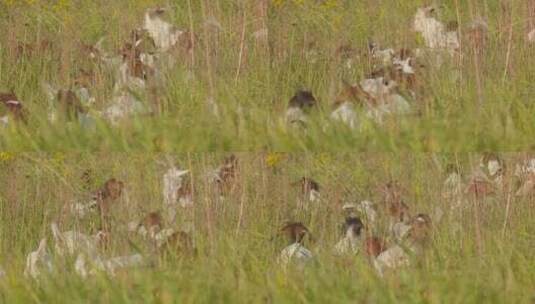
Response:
[1, 1, 534, 302]
[0, 153, 534, 303]
[0, 1, 534, 150]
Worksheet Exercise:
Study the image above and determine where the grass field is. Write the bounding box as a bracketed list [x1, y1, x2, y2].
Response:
[0, 153, 534, 303]
[1, 0, 535, 303]
[1, 0, 535, 150]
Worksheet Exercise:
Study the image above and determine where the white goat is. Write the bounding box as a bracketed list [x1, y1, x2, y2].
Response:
[24, 239, 53, 279]
[75, 253, 146, 278]
[279, 243, 313, 269]
[143, 8, 185, 52]
[163, 167, 192, 223]
[330, 101, 359, 130]
[50, 223, 102, 259]
[413, 7, 459, 56]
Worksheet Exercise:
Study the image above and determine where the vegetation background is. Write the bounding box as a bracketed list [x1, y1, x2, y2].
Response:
[0, 0, 534, 150]
[0, 153, 534, 303]
[1, 0, 535, 303]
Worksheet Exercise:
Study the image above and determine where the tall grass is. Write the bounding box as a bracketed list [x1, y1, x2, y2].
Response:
[0, 153, 534, 303]
[1, 1, 534, 303]
[0, 0, 534, 151]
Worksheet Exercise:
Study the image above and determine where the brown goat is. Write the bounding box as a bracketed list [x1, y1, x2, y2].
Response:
[141, 211, 163, 234]
[215, 155, 239, 194]
[280, 222, 311, 244]
[56, 89, 86, 120]
[160, 231, 196, 257]
[333, 82, 375, 109]
[0, 91, 27, 123]
[296, 177, 319, 193]
[379, 181, 411, 222]
[15, 39, 51, 59]
[364, 237, 387, 258]
[95, 178, 124, 232]
[407, 213, 432, 244]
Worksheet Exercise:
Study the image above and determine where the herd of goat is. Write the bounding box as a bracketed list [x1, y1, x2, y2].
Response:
[0, 6, 498, 130]
[1, 153, 534, 280]
[1, 2, 534, 286]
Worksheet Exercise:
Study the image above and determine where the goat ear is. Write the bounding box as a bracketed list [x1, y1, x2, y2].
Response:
[280, 224, 291, 234]
[95, 37, 105, 51]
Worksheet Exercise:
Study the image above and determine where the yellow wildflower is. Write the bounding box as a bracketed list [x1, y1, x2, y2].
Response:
[0, 152, 14, 162]
[266, 153, 285, 168]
